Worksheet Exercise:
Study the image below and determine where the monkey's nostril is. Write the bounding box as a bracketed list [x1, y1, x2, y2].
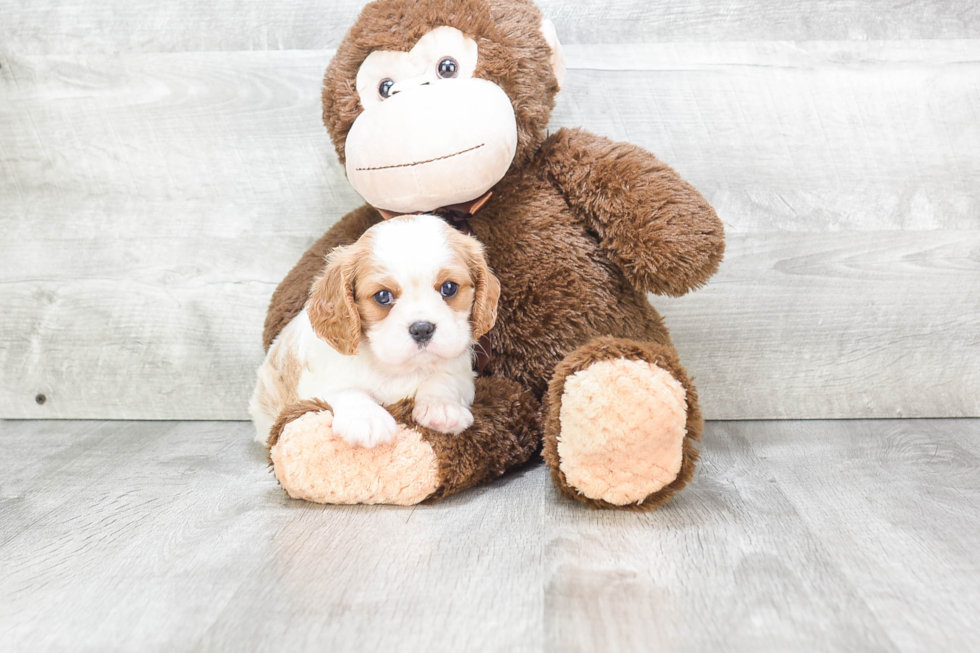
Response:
[409, 321, 436, 343]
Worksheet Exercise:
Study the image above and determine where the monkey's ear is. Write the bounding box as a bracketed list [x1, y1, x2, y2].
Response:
[307, 247, 361, 355]
[540, 18, 566, 92]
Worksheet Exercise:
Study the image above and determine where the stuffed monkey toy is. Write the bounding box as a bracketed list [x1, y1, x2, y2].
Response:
[261, 0, 724, 511]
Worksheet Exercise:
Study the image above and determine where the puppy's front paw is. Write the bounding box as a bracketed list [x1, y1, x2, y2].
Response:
[332, 403, 398, 448]
[412, 401, 474, 435]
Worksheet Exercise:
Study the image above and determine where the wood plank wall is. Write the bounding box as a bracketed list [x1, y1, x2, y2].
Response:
[1, 1, 978, 419]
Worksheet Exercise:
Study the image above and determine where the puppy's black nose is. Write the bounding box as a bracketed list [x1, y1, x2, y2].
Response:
[409, 321, 436, 344]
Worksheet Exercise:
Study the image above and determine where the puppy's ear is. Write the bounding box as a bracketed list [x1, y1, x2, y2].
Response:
[454, 234, 500, 339]
[307, 246, 360, 355]
[474, 262, 501, 339]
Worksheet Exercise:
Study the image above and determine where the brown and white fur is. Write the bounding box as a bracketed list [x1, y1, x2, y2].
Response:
[249, 214, 500, 448]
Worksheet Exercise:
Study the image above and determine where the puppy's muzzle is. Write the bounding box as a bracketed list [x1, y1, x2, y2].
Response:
[409, 321, 436, 345]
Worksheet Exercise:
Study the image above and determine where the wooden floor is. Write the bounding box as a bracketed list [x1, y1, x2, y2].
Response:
[1, 419, 978, 652]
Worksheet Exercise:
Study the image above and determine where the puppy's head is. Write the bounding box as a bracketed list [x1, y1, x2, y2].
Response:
[307, 214, 500, 368]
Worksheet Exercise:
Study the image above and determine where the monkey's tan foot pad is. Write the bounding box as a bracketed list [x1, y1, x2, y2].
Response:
[270, 410, 439, 505]
[557, 358, 688, 506]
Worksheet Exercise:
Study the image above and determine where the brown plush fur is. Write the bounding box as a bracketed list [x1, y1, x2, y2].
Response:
[539, 129, 725, 297]
[387, 376, 542, 502]
[263, 0, 724, 509]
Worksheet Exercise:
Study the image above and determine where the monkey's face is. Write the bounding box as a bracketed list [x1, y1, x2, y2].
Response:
[344, 27, 518, 213]
[323, 0, 566, 215]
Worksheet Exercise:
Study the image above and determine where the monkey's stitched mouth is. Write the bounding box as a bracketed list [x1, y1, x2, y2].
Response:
[354, 143, 485, 172]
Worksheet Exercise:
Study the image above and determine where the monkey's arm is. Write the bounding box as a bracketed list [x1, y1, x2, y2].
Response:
[262, 204, 382, 350]
[540, 128, 725, 297]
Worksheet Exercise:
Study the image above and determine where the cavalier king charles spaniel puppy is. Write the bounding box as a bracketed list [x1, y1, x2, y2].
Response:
[250, 214, 500, 448]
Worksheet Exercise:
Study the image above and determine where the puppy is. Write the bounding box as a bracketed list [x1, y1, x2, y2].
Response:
[249, 214, 500, 448]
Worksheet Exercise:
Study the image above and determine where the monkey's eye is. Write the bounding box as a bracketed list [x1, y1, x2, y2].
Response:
[374, 289, 393, 306]
[378, 79, 395, 99]
[437, 57, 458, 79]
[440, 281, 459, 298]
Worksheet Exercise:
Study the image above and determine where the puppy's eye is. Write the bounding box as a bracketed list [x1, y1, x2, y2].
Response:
[440, 281, 459, 298]
[437, 57, 458, 79]
[374, 289, 393, 306]
[378, 79, 394, 99]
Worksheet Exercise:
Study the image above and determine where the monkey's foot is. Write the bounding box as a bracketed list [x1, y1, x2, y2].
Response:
[270, 407, 439, 506]
[544, 337, 702, 511]
[267, 376, 541, 506]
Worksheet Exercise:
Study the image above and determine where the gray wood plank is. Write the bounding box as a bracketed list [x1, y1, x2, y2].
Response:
[0, 419, 283, 651]
[545, 425, 898, 652]
[2, 42, 979, 419]
[558, 41, 980, 233]
[737, 420, 980, 651]
[3, 0, 980, 55]
[197, 472, 547, 652]
[2, 419, 979, 651]
[0, 420, 158, 544]
[658, 230, 980, 419]
[0, 419, 546, 652]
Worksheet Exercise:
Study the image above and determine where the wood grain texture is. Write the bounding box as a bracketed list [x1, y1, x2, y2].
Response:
[3, 0, 980, 54]
[2, 418, 979, 651]
[1, 40, 978, 418]
[742, 420, 980, 651]
[659, 231, 980, 419]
